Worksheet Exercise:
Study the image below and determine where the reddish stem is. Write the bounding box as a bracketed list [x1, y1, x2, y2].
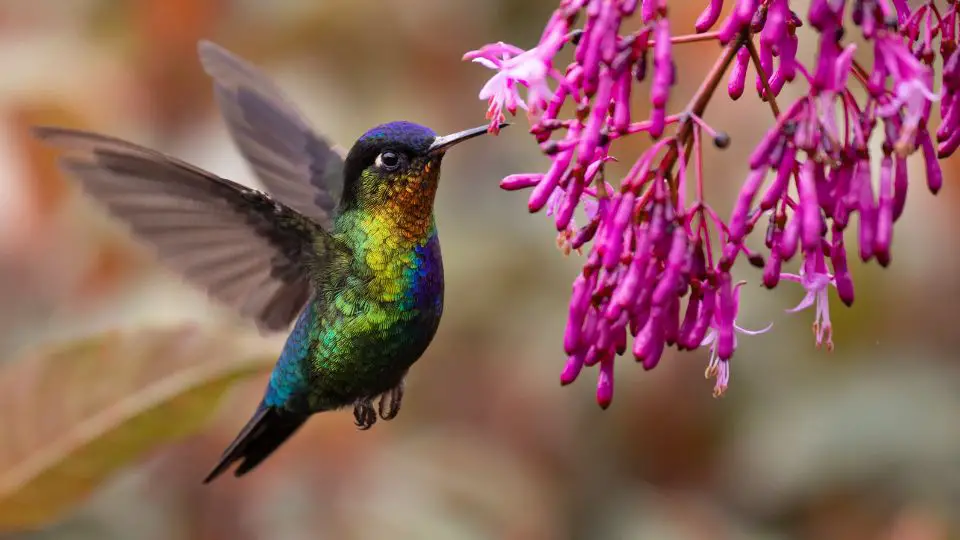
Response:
[745, 37, 782, 117]
[850, 58, 873, 91]
[694, 121, 705, 203]
[653, 31, 723, 46]
[657, 36, 745, 192]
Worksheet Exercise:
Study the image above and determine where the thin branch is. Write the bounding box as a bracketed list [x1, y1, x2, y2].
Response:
[745, 37, 782, 118]
[656, 31, 723, 46]
[657, 35, 745, 192]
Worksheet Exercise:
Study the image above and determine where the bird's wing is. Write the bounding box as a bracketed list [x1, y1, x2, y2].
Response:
[34, 126, 349, 334]
[197, 40, 346, 231]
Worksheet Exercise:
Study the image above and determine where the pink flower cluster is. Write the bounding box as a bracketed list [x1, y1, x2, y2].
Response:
[465, 0, 955, 406]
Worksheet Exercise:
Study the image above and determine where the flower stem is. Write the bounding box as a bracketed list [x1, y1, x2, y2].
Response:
[694, 121, 705, 202]
[745, 37, 782, 118]
[657, 36, 744, 192]
[656, 31, 723, 46]
[850, 58, 873, 93]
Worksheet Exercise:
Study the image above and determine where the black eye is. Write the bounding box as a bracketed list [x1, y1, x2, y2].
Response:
[377, 151, 401, 170]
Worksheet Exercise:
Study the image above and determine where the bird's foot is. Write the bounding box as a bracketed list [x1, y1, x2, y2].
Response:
[353, 399, 377, 430]
[377, 381, 404, 421]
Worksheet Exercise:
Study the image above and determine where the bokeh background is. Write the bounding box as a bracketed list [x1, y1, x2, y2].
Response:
[1, 1, 959, 539]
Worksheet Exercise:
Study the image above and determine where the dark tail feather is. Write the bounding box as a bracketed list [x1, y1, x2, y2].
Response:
[203, 406, 307, 483]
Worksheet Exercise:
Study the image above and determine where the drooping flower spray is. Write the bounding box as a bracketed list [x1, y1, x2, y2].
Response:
[465, 0, 955, 406]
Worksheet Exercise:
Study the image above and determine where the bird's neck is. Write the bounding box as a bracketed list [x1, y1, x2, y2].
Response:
[334, 206, 442, 309]
[335, 203, 439, 268]
[337, 198, 436, 246]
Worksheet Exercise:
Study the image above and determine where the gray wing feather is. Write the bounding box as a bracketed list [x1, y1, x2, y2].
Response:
[34, 126, 346, 333]
[197, 40, 345, 230]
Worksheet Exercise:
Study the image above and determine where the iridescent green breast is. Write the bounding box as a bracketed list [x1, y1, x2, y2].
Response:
[294, 210, 443, 411]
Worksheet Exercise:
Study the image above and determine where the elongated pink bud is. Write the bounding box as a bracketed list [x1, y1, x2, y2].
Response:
[613, 317, 628, 354]
[857, 164, 877, 262]
[651, 18, 672, 108]
[937, 100, 960, 142]
[528, 150, 573, 212]
[677, 292, 702, 350]
[609, 255, 643, 318]
[564, 274, 594, 354]
[581, 0, 615, 95]
[653, 228, 689, 305]
[892, 156, 908, 221]
[831, 162, 855, 229]
[556, 177, 584, 231]
[798, 160, 821, 253]
[831, 228, 855, 306]
[577, 75, 614, 168]
[729, 169, 767, 242]
[761, 144, 796, 210]
[695, 0, 724, 32]
[736, 0, 757, 20]
[648, 106, 667, 139]
[919, 129, 943, 192]
[596, 355, 615, 409]
[633, 312, 665, 370]
[612, 69, 632, 132]
[560, 352, 586, 385]
[500, 174, 542, 190]
[640, 0, 657, 22]
[936, 126, 960, 158]
[601, 192, 635, 269]
[716, 274, 736, 361]
[874, 155, 894, 267]
[663, 295, 681, 346]
[582, 311, 599, 353]
[763, 248, 782, 288]
[687, 287, 716, 349]
[779, 214, 800, 261]
[750, 131, 785, 171]
[761, 0, 788, 48]
[728, 47, 750, 100]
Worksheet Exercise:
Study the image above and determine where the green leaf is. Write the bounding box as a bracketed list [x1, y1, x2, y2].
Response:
[0, 324, 279, 531]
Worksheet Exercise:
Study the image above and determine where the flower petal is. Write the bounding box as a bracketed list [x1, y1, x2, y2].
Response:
[786, 291, 817, 313]
[472, 57, 500, 70]
[735, 321, 774, 335]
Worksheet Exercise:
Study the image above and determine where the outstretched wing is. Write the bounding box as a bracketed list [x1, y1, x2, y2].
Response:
[198, 40, 345, 231]
[34, 126, 348, 333]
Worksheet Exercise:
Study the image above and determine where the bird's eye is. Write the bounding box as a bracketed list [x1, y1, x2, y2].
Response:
[376, 151, 401, 170]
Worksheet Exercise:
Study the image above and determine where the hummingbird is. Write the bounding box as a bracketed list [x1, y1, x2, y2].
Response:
[33, 40, 504, 482]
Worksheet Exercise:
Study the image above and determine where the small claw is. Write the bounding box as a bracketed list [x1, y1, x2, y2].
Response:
[378, 381, 404, 421]
[353, 399, 377, 430]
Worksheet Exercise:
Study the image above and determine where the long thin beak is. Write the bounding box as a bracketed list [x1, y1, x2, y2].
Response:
[427, 122, 509, 155]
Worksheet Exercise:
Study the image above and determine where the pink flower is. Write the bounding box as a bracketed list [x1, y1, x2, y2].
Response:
[464, 0, 958, 406]
[782, 250, 836, 351]
[874, 36, 941, 153]
[700, 281, 773, 397]
[464, 29, 567, 133]
[876, 78, 941, 147]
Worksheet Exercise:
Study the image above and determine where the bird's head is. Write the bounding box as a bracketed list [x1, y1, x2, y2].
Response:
[339, 121, 504, 214]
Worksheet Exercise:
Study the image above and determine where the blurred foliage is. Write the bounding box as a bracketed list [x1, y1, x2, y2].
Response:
[0, 0, 957, 539]
[0, 324, 278, 531]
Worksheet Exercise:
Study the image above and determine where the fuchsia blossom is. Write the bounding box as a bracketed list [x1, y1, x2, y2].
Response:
[700, 280, 773, 396]
[463, 20, 569, 133]
[782, 249, 836, 351]
[465, 43, 551, 133]
[465, 0, 957, 407]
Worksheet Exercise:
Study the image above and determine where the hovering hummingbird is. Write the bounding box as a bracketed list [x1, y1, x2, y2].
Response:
[33, 40, 504, 482]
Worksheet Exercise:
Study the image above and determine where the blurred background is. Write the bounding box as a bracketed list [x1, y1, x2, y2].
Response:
[1, 1, 959, 539]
